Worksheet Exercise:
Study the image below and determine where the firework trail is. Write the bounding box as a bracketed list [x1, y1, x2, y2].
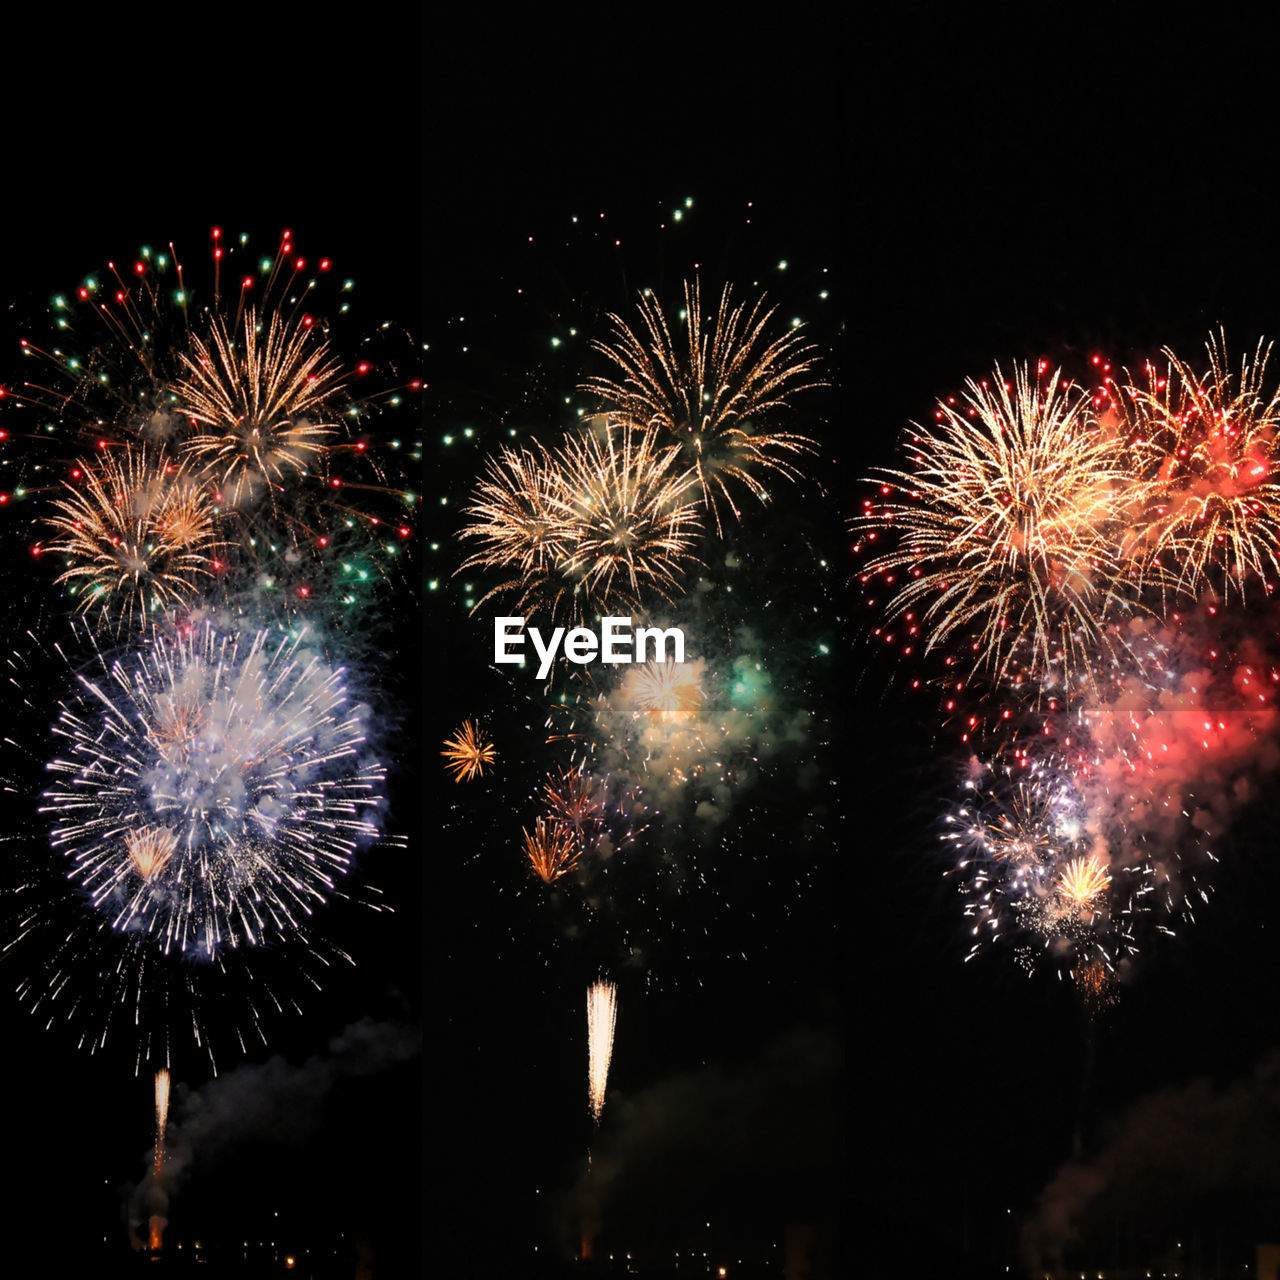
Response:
[582, 279, 822, 529]
[587, 979, 617, 1124]
[149, 1066, 171, 1251]
[153, 1067, 170, 1178]
[42, 618, 385, 958]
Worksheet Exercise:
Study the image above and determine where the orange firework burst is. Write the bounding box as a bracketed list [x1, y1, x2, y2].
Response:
[176, 308, 342, 506]
[582, 279, 821, 529]
[1123, 333, 1280, 598]
[1057, 853, 1111, 906]
[854, 362, 1141, 685]
[41, 448, 220, 632]
[441, 720, 497, 782]
[523, 817, 582, 884]
[127, 827, 178, 881]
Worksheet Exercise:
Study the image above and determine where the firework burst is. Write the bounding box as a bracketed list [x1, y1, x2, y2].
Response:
[582, 279, 821, 528]
[541, 767, 604, 832]
[2, 229, 422, 617]
[459, 418, 701, 623]
[39, 448, 220, 632]
[524, 817, 582, 885]
[442, 719, 497, 782]
[42, 620, 385, 958]
[855, 362, 1142, 688]
[1123, 333, 1280, 599]
[176, 308, 342, 507]
[629, 657, 701, 721]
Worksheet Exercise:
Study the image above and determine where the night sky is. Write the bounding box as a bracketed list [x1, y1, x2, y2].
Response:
[3, 11, 1280, 1280]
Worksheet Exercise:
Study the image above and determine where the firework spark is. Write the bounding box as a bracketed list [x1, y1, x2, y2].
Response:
[40, 448, 220, 632]
[524, 818, 582, 884]
[583, 280, 821, 528]
[42, 621, 385, 958]
[176, 308, 342, 507]
[855, 362, 1141, 686]
[587, 979, 617, 1124]
[1123, 333, 1280, 599]
[442, 719, 497, 782]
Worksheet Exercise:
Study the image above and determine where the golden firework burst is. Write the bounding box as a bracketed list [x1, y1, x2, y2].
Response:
[126, 826, 178, 881]
[177, 308, 343, 505]
[459, 418, 701, 623]
[542, 768, 604, 830]
[1057, 853, 1111, 906]
[42, 447, 220, 632]
[629, 658, 700, 720]
[582, 279, 821, 528]
[854, 363, 1142, 685]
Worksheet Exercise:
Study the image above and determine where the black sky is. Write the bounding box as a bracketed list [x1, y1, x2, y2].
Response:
[4, 8, 1280, 1279]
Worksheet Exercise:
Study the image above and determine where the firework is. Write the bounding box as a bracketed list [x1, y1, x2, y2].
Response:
[587, 978, 617, 1124]
[524, 817, 582, 884]
[582, 279, 821, 528]
[442, 719, 497, 782]
[459, 418, 701, 622]
[176, 308, 342, 507]
[1057, 853, 1111, 906]
[1123, 333, 1280, 599]
[149, 1066, 171, 1250]
[39, 448, 220, 632]
[42, 620, 385, 958]
[855, 362, 1141, 687]
[542, 767, 604, 831]
[551, 419, 701, 611]
[2, 230, 422, 615]
[947, 756, 1135, 978]
[455, 444, 570, 611]
[154, 1067, 170, 1177]
[629, 657, 700, 720]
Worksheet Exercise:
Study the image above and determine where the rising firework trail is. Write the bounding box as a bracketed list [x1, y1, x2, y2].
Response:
[150, 1067, 171, 1251]
[587, 979, 617, 1124]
